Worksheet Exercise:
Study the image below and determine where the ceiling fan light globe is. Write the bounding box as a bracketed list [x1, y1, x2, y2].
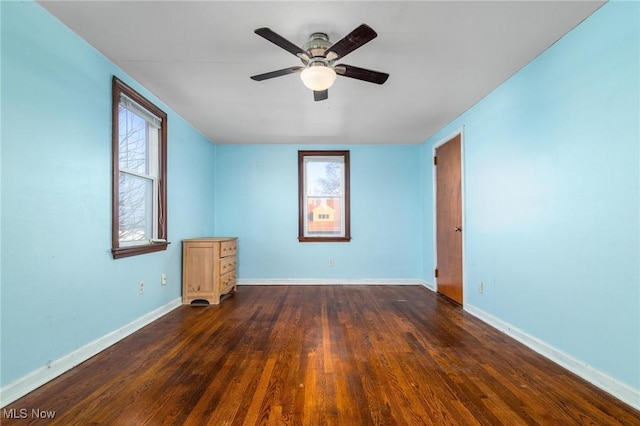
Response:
[300, 66, 336, 91]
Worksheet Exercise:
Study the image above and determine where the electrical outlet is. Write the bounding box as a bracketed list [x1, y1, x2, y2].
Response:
[139, 281, 145, 294]
[329, 259, 334, 267]
[478, 281, 484, 294]
[161, 273, 167, 285]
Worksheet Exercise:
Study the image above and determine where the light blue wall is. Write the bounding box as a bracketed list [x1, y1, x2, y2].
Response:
[214, 144, 422, 280]
[423, 1, 639, 390]
[1, 1, 216, 386]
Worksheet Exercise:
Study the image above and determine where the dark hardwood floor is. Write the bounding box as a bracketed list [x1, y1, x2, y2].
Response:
[2, 285, 639, 425]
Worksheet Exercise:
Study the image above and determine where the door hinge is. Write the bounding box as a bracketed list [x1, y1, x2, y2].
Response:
[433, 156, 437, 166]
[434, 268, 439, 278]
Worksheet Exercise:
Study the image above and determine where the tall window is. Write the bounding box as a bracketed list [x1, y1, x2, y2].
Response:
[112, 77, 168, 259]
[298, 151, 351, 242]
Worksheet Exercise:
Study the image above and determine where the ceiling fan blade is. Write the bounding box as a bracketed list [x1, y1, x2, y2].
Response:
[325, 24, 377, 61]
[255, 27, 309, 61]
[335, 64, 389, 85]
[250, 67, 303, 81]
[314, 90, 328, 102]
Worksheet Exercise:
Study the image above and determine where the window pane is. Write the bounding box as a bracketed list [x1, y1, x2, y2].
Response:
[306, 196, 343, 236]
[306, 159, 343, 196]
[118, 105, 148, 174]
[119, 172, 153, 243]
[304, 158, 345, 237]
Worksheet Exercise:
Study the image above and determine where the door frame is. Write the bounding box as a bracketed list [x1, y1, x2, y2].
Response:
[432, 127, 466, 305]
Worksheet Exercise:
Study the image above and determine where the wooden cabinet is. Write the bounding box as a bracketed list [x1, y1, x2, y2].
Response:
[182, 237, 237, 305]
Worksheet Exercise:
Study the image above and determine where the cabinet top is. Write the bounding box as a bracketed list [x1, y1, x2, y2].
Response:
[182, 237, 237, 242]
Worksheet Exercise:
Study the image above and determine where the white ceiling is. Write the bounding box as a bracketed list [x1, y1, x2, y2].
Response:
[37, 1, 604, 145]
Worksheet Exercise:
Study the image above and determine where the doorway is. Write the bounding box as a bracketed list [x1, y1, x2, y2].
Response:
[434, 133, 463, 305]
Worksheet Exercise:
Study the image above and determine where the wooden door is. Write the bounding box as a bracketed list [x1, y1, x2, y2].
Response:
[435, 134, 463, 304]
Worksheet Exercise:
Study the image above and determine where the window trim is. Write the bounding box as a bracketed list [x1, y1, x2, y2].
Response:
[298, 150, 351, 242]
[111, 76, 168, 259]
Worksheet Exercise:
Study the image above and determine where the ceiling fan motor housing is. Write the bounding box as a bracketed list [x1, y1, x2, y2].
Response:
[303, 32, 332, 60]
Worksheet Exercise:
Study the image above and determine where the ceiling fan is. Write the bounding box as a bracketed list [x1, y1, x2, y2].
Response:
[250, 24, 389, 102]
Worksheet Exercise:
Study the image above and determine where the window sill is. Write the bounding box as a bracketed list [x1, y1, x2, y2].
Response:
[298, 237, 351, 243]
[111, 241, 170, 259]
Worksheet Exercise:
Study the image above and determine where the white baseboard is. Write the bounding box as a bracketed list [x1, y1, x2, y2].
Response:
[237, 278, 427, 286]
[422, 281, 435, 291]
[0, 298, 181, 408]
[465, 304, 640, 411]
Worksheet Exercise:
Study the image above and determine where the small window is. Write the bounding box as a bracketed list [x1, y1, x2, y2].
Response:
[112, 77, 168, 259]
[298, 151, 351, 242]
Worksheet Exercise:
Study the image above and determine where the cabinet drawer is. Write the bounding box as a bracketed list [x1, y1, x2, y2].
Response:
[220, 270, 236, 292]
[220, 256, 237, 275]
[221, 240, 237, 258]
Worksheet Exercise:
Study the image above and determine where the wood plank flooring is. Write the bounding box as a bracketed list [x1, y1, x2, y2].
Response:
[2, 285, 638, 425]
